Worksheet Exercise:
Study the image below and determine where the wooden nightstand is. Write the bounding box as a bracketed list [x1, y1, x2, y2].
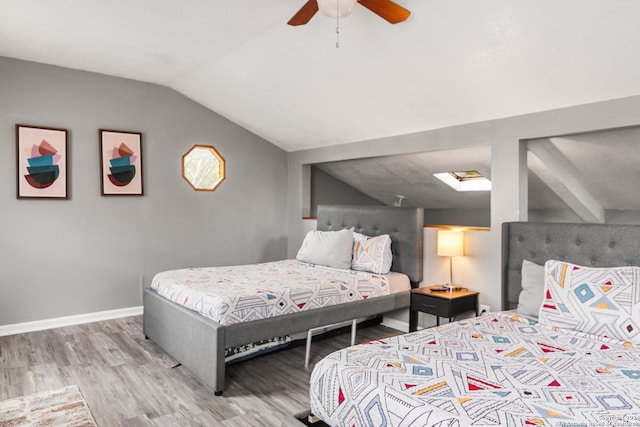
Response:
[409, 286, 479, 332]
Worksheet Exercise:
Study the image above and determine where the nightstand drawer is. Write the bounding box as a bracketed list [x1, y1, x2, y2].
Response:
[410, 293, 451, 317]
[450, 294, 478, 315]
[409, 287, 479, 332]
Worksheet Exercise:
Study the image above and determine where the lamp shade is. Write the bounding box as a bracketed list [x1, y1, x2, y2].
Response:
[437, 230, 464, 257]
[317, 0, 358, 17]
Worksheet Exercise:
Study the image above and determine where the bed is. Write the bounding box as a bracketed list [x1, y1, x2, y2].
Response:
[308, 221, 640, 426]
[143, 204, 424, 395]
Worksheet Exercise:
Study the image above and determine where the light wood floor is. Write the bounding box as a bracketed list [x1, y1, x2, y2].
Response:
[0, 316, 402, 426]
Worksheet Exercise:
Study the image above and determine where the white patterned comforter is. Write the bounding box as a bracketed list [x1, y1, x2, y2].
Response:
[151, 259, 390, 326]
[310, 312, 640, 426]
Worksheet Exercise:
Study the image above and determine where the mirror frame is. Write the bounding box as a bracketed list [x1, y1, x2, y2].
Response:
[181, 144, 226, 192]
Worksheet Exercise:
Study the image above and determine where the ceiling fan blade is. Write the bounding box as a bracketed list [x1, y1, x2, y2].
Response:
[288, 0, 319, 26]
[357, 0, 410, 24]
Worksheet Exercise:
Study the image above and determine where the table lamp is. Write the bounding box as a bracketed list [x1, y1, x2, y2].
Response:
[437, 230, 465, 288]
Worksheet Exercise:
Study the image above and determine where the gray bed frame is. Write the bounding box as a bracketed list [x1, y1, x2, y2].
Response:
[143, 205, 424, 395]
[502, 221, 640, 310]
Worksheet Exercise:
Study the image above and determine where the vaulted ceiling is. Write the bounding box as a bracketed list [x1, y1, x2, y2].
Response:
[2, 1, 640, 152]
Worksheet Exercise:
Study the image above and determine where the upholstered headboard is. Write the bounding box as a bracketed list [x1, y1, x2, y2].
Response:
[317, 205, 424, 286]
[502, 221, 640, 310]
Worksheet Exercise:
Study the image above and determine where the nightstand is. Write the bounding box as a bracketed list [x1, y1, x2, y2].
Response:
[409, 286, 479, 332]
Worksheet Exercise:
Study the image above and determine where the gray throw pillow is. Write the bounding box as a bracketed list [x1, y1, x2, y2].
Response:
[517, 260, 545, 318]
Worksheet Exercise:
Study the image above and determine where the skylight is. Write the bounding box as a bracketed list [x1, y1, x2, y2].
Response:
[433, 170, 492, 192]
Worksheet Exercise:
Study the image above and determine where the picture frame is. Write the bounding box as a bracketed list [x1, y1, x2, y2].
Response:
[99, 129, 144, 196]
[16, 124, 69, 199]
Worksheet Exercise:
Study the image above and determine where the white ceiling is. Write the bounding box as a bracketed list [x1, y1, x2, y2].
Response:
[2, 1, 640, 152]
[541, 128, 640, 211]
[315, 146, 492, 209]
[315, 126, 640, 217]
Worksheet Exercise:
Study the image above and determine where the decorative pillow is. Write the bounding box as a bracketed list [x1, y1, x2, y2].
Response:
[351, 232, 392, 274]
[539, 260, 640, 345]
[517, 260, 545, 318]
[296, 228, 354, 269]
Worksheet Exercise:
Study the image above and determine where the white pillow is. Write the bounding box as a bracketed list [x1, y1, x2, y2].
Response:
[516, 260, 545, 318]
[352, 232, 392, 274]
[296, 228, 354, 269]
[538, 260, 640, 345]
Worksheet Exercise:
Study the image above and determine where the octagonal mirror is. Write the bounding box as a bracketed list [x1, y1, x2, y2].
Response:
[182, 144, 226, 191]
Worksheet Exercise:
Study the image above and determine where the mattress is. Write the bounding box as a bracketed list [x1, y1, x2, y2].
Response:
[151, 259, 400, 326]
[310, 311, 640, 426]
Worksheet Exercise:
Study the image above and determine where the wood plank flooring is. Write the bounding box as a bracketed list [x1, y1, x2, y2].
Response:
[0, 316, 402, 426]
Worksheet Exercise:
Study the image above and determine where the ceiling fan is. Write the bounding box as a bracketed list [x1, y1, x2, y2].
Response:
[287, 0, 410, 26]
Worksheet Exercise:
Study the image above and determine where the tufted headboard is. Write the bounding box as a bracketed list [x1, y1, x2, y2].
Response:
[317, 205, 424, 286]
[502, 222, 640, 310]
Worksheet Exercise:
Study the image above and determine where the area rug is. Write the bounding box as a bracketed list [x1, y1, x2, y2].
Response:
[0, 385, 96, 426]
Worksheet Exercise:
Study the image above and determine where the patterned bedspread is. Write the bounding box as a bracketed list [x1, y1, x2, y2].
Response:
[310, 312, 640, 426]
[151, 259, 389, 326]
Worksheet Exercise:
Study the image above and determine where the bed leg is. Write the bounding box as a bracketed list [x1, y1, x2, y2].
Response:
[305, 329, 313, 368]
[350, 319, 357, 346]
[308, 414, 321, 423]
[214, 390, 223, 396]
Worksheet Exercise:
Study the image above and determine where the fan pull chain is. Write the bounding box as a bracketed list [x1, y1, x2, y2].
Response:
[335, 1, 340, 48]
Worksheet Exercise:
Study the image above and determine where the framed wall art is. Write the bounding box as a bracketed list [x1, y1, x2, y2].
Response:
[99, 129, 144, 196]
[16, 124, 69, 199]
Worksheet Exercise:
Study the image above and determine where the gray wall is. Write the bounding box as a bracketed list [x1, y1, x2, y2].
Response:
[310, 166, 383, 216]
[0, 57, 288, 326]
[528, 209, 582, 223]
[530, 209, 640, 224]
[605, 210, 640, 224]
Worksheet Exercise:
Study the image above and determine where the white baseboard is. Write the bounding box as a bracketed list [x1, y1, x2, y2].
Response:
[381, 316, 409, 333]
[0, 306, 143, 337]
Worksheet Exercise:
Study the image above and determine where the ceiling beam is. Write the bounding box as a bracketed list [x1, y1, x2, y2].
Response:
[528, 139, 605, 223]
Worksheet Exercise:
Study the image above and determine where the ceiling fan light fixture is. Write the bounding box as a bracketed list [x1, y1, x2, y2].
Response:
[317, 0, 358, 18]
